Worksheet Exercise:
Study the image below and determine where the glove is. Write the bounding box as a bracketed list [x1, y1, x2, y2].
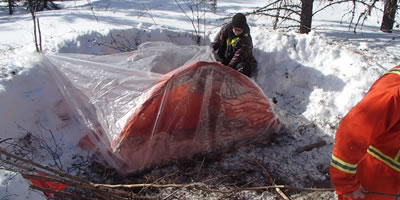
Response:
[342, 186, 367, 199]
[236, 65, 244, 73]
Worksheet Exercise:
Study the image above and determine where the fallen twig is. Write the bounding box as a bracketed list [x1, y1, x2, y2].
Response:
[241, 185, 334, 192]
[21, 173, 134, 200]
[295, 140, 327, 153]
[0, 147, 88, 184]
[244, 154, 290, 200]
[0, 147, 152, 200]
[0, 138, 12, 144]
[30, 184, 96, 200]
[92, 182, 334, 192]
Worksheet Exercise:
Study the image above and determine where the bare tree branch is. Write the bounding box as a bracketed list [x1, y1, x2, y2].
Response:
[244, 153, 290, 200]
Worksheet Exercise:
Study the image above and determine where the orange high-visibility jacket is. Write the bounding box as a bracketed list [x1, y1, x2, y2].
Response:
[330, 65, 400, 200]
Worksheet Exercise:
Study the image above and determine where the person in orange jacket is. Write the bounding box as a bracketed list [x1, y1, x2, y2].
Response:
[330, 65, 400, 200]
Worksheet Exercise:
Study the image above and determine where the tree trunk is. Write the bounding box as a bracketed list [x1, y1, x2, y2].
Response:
[210, 0, 216, 14]
[300, 0, 314, 34]
[8, 0, 13, 15]
[381, 0, 398, 33]
[273, 0, 284, 30]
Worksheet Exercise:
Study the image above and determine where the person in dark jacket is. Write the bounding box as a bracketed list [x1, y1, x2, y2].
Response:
[211, 13, 257, 78]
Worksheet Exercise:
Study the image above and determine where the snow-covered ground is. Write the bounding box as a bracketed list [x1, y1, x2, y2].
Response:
[1, 0, 400, 199]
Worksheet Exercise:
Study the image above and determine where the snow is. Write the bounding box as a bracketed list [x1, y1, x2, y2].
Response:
[0, 169, 46, 200]
[1, 0, 400, 199]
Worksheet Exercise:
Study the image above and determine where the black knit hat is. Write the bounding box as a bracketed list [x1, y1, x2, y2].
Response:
[232, 13, 247, 29]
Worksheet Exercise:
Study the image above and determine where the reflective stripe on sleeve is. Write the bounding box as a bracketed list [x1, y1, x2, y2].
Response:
[367, 146, 400, 172]
[330, 155, 357, 174]
[384, 68, 400, 76]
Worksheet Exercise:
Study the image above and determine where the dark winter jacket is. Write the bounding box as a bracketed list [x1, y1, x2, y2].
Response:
[210, 23, 257, 76]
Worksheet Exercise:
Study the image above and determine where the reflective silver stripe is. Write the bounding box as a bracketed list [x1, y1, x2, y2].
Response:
[367, 146, 400, 172]
[330, 155, 357, 174]
[384, 68, 400, 76]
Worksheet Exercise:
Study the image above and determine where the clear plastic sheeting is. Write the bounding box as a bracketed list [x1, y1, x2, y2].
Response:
[42, 41, 280, 174]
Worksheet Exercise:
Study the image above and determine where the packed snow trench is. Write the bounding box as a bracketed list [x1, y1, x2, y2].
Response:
[0, 27, 385, 199]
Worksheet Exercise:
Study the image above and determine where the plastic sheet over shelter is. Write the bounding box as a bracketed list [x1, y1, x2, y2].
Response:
[42, 42, 280, 174]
